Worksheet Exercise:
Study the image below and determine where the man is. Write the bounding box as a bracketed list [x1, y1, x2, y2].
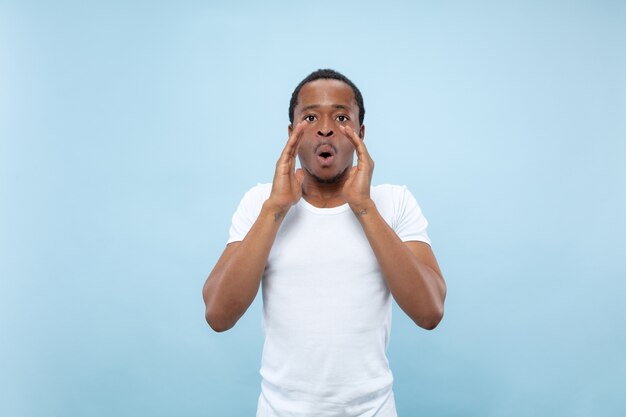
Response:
[202, 69, 446, 417]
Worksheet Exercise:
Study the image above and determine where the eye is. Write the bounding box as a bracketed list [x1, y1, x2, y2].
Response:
[336, 115, 349, 123]
[304, 115, 317, 122]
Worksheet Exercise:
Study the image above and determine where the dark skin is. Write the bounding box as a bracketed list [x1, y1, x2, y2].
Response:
[203, 79, 446, 332]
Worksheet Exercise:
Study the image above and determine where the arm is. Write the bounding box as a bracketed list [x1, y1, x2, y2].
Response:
[339, 125, 447, 330]
[354, 203, 446, 329]
[202, 203, 285, 332]
[202, 121, 307, 332]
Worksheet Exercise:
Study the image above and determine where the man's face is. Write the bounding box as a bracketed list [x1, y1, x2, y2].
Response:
[290, 79, 364, 184]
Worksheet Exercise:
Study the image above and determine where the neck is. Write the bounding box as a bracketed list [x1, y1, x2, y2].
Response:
[301, 167, 350, 208]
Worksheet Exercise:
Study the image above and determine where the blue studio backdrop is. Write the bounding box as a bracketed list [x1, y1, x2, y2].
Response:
[1, 1, 625, 416]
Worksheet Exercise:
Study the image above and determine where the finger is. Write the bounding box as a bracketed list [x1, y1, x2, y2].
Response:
[340, 125, 371, 162]
[288, 121, 306, 157]
[279, 122, 303, 164]
[280, 121, 306, 162]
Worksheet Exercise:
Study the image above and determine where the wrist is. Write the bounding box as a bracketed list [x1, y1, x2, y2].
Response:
[348, 198, 376, 217]
[262, 199, 292, 222]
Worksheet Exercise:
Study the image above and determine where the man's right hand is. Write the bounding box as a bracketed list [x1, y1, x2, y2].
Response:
[265, 121, 306, 217]
[203, 122, 307, 331]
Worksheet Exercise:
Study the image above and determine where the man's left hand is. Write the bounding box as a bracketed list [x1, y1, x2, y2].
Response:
[339, 125, 375, 215]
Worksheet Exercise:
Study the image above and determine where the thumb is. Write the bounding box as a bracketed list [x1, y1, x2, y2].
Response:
[295, 168, 305, 185]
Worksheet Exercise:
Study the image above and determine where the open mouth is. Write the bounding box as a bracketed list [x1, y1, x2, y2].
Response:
[315, 143, 336, 158]
[315, 145, 336, 166]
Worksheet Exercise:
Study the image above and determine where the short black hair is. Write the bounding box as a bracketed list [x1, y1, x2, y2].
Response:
[289, 68, 365, 126]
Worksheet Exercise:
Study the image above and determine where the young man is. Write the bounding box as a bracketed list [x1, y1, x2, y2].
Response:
[203, 69, 446, 417]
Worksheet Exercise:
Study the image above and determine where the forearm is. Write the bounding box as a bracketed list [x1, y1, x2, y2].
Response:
[204, 201, 286, 331]
[352, 200, 446, 329]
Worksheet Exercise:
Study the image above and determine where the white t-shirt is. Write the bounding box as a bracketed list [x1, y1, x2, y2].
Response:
[227, 184, 431, 417]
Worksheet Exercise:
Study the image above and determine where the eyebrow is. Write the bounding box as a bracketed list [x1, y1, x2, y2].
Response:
[300, 104, 352, 112]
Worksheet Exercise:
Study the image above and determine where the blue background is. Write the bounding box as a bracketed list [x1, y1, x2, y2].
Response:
[1, 1, 625, 416]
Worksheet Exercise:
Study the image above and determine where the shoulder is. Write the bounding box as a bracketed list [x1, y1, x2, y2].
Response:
[241, 183, 272, 202]
[240, 183, 272, 198]
[233, 183, 271, 216]
[371, 184, 413, 206]
[227, 183, 271, 244]
[372, 184, 430, 243]
[370, 183, 410, 219]
[372, 183, 409, 197]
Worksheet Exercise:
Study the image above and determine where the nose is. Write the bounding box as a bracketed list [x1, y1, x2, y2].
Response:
[317, 128, 334, 137]
[316, 118, 334, 137]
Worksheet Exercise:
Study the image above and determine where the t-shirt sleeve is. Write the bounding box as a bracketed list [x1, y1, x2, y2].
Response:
[395, 186, 431, 245]
[227, 184, 270, 244]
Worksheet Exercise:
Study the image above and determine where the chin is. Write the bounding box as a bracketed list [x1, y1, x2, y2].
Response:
[306, 167, 349, 184]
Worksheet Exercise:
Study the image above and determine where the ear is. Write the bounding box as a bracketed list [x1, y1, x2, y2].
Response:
[288, 123, 293, 136]
[359, 124, 365, 140]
